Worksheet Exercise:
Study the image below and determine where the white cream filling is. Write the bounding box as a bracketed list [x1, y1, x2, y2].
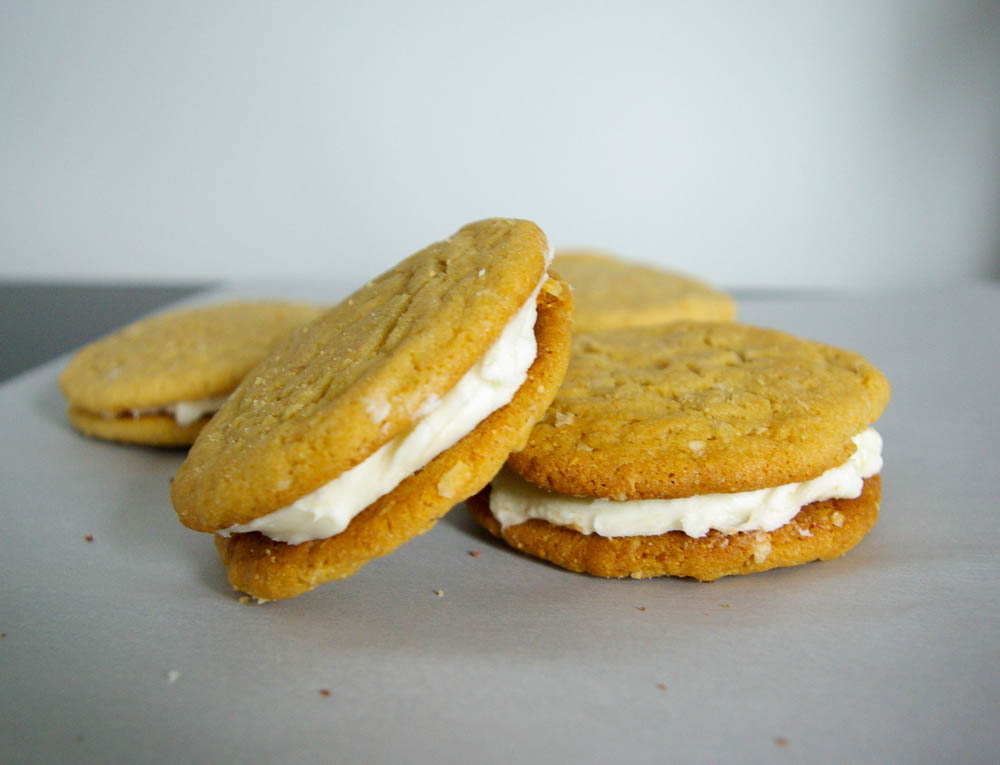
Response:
[489, 428, 883, 538]
[100, 395, 229, 426]
[220, 270, 549, 545]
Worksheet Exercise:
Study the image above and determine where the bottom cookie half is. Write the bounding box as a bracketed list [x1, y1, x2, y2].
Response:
[67, 407, 207, 447]
[468, 475, 881, 581]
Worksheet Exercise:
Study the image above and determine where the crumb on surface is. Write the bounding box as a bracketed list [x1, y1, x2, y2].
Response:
[775, 737, 789, 747]
[166, 670, 180, 685]
[433, 589, 444, 597]
[319, 689, 331, 697]
[84, 535, 94, 543]
[656, 683, 667, 691]
[237, 594, 270, 605]
[468, 550, 480, 558]
[636, 606, 646, 612]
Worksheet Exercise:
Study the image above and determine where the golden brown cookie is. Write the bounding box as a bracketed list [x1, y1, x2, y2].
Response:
[552, 251, 735, 332]
[468, 476, 880, 580]
[172, 218, 574, 600]
[59, 301, 323, 446]
[509, 321, 890, 499]
[470, 320, 890, 581]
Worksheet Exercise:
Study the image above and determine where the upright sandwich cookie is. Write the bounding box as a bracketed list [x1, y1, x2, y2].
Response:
[469, 321, 890, 581]
[59, 301, 322, 446]
[171, 219, 574, 600]
[552, 251, 735, 332]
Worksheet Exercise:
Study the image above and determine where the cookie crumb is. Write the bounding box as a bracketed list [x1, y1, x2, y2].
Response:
[636, 606, 646, 612]
[166, 670, 180, 685]
[319, 689, 331, 697]
[720, 604, 730, 609]
[364, 394, 391, 424]
[1, 633, 6, 638]
[656, 683, 667, 691]
[468, 550, 481, 558]
[84, 535, 94, 543]
[752, 533, 772, 564]
[553, 411, 575, 427]
[433, 589, 444, 597]
[437, 461, 471, 499]
[775, 737, 788, 747]
[237, 594, 270, 605]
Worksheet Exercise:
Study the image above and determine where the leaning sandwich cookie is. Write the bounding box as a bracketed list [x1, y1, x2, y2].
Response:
[551, 250, 735, 332]
[468, 321, 890, 581]
[171, 219, 573, 600]
[59, 301, 323, 446]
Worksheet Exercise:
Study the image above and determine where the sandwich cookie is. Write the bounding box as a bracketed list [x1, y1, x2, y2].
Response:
[171, 219, 574, 600]
[469, 320, 890, 581]
[552, 251, 735, 332]
[59, 301, 322, 446]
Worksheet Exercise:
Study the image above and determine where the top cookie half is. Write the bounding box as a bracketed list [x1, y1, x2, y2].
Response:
[59, 301, 324, 414]
[552, 251, 735, 332]
[172, 218, 553, 531]
[507, 321, 890, 500]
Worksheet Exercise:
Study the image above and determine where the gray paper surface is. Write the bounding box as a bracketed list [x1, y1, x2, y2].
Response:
[2, 283, 997, 764]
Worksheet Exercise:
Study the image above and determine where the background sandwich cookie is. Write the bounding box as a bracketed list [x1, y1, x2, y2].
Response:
[171, 219, 573, 600]
[59, 301, 322, 446]
[552, 251, 735, 332]
[469, 320, 890, 581]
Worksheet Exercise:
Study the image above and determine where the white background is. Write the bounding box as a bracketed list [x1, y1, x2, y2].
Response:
[2, 1, 998, 289]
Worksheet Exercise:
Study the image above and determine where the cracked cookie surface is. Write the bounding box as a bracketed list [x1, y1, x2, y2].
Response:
[508, 321, 890, 500]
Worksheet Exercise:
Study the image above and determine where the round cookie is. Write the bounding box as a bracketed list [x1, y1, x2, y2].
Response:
[552, 251, 735, 332]
[471, 320, 890, 581]
[468, 476, 880, 580]
[172, 218, 574, 600]
[216, 280, 572, 600]
[509, 321, 890, 499]
[65, 410, 207, 448]
[59, 301, 324, 446]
